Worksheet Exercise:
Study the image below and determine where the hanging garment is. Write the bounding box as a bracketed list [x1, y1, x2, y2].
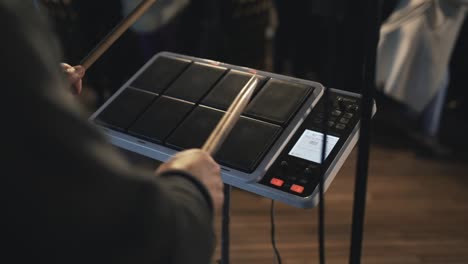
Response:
[376, 0, 467, 113]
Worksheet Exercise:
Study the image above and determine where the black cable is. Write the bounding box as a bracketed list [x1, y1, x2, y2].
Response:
[221, 185, 231, 264]
[318, 85, 330, 264]
[270, 200, 282, 264]
[317, 15, 340, 264]
[349, 0, 382, 263]
[318, 87, 331, 264]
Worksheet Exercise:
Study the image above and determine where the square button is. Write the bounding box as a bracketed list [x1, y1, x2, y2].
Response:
[336, 123, 346, 130]
[130, 56, 190, 94]
[270, 178, 284, 187]
[165, 62, 226, 103]
[290, 184, 305, 194]
[332, 110, 342, 117]
[339, 117, 350, 124]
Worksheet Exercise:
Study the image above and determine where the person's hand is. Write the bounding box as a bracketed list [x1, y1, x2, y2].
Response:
[156, 149, 224, 210]
[61, 63, 85, 95]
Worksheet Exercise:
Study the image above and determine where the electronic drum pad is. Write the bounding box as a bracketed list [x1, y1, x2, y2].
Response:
[90, 52, 376, 208]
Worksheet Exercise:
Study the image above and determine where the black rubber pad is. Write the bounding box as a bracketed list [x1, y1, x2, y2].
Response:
[95, 88, 156, 131]
[130, 56, 190, 94]
[166, 106, 282, 172]
[201, 70, 267, 110]
[245, 79, 313, 125]
[129, 96, 195, 143]
[215, 117, 282, 173]
[164, 62, 226, 103]
[166, 106, 222, 150]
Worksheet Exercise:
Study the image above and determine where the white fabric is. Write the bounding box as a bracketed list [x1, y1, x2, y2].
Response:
[121, 0, 189, 33]
[376, 0, 466, 113]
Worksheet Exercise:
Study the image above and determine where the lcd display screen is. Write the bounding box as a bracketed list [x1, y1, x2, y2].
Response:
[288, 130, 339, 163]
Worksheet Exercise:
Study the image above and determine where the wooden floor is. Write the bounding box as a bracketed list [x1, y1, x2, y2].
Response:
[212, 142, 468, 264]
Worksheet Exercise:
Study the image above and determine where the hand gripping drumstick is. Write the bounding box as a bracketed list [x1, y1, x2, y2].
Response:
[202, 75, 259, 156]
[79, 0, 257, 156]
[80, 0, 157, 70]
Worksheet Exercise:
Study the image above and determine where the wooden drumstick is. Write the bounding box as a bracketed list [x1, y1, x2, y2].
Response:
[80, 0, 157, 70]
[202, 75, 259, 156]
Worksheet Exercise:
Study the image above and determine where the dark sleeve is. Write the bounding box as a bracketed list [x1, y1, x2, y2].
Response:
[1, 2, 214, 263]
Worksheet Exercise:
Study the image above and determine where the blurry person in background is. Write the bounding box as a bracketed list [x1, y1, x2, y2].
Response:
[120, 0, 191, 60]
[377, 0, 467, 156]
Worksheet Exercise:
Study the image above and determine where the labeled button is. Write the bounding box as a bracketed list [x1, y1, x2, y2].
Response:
[332, 110, 342, 116]
[339, 117, 350, 124]
[290, 184, 305, 194]
[344, 113, 353, 119]
[335, 97, 345, 108]
[336, 123, 346, 130]
[299, 178, 308, 185]
[270, 178, 284, 187]
[280, 160, 288, 168]
[337, 97, 346, 109]
[328, 121, 335, 127]
[347, 104, 359, 112]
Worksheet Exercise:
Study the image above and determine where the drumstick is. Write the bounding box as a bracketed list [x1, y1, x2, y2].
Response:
[202, 75, 259, 155]
[80, 0, 157, 69]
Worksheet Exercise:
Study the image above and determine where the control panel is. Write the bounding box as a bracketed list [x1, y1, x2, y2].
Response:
[260, 91, 363, 198]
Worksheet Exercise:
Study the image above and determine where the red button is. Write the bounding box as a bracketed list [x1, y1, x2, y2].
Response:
[270, 178, 284, 187]
[290, 184, 304, 194]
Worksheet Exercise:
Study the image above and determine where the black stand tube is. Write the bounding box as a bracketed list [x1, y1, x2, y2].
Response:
[221, 185, 231, 264]
[349, 0, 382, 263]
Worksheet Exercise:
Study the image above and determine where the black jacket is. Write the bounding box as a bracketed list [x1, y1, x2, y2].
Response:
[1, 2, 214, 263]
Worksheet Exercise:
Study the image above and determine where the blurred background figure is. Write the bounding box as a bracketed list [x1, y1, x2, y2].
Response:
[120, 0, 190, 61]
[376, 0, 467, 157]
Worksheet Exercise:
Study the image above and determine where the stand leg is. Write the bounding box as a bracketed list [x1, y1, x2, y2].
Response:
[221, 185, 231, 264]
[349, 1, 381, 263]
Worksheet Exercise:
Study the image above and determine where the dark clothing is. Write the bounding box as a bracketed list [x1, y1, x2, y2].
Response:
[1, 2, 214, 263]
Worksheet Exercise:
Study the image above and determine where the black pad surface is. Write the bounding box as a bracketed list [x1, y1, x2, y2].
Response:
[130, 56, 190, 94]
[164, 62, 226, 102]
[129, 96, 194, 143]
[216, 117, 282, 172]
[166, 106, 222, 150]
[96, 88, 156, 131]
[202, 70, 266, 110]
[166, 106, 282, 172]
[245, 79, 313, 125]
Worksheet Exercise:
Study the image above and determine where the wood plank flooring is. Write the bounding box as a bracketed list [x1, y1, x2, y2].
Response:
[213, 144, 468, 264]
